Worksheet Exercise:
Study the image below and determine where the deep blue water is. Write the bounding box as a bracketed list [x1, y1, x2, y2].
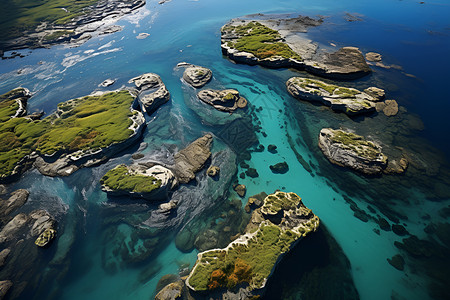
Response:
[1, 0, 450, 299]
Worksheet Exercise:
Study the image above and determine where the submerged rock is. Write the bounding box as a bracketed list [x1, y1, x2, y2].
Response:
[197, 89, 247, 113]
[286, 77, 379, 116]
[178, 63, 213, 88]
[268, 144, 278, 153]
[270, 162, 289, 174]
[245, 168, 259, 178]
[129, 73, 170, 115]
[185, 191, 319, 295]
[318, 128, 389, 175]
[387, 254, 405, 271]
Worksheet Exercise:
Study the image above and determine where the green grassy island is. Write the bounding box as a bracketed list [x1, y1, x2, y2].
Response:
[186, 191, 319, 292]
[100, 165, 162, 194]
[222, 21, 302, 61]
[0, 89, 141, 181]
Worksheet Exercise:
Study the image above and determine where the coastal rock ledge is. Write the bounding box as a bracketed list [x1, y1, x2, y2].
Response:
[318, 128, 407, 175]
[185, 191, 319, 297]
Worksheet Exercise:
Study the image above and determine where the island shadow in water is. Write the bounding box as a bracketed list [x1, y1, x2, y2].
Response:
[263, 225, 360, 300]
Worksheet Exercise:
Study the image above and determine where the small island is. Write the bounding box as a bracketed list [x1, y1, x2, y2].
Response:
[197, 89, 247, 113]
[186, 191, 319, 294]
[286, 77, 384, 116]
[101, 134, 213, 199]
[318, 128, 407, 175]
[177, 62, 213, 88]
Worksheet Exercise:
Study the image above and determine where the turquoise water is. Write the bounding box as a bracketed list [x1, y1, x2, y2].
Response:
[1, 0, 450, 299]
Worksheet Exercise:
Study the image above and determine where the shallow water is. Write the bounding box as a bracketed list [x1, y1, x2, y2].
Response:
[1, 0, 450, 299]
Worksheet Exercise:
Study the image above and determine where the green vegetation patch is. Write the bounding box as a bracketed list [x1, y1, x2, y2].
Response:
[330, 130, 382, 160]
[188, 191, 319, 292]
[0, 0, 99, 42]
[188, 223, 300, 291]
[100, 165, 162, 194]
[293, 78, 361, 97]
[0, 90, 136, 178]
[261, 191, 301, 216]
[225, 21, 302, 61]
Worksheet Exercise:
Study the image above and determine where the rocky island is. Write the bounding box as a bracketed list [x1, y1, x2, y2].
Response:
[286, 77, 387, 116]
[221, 17, 371, 79]
[197, 89, 248, 113]
[318, 128, 407, 175]
[0, 0, 146, 54]
[0, 87, 145, 182]
[101, 134, 213, 199]
[185, 191, 319, 297]
[129, 73, 170, 115]
[177, 62, 213, 88]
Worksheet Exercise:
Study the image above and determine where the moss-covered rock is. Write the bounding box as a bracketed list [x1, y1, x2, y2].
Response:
[197, 89, 247, 113]
[286, 77, 379, 116]
[35, 228, 56, 247]
[0, 88, 145, 182]
[318, 128, 394, 175]
[185, 191, 319, 294]
[101, 164, 171, 200]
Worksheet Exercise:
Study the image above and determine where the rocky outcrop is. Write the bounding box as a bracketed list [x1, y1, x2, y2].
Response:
[375, 99, 399, 117]
[270, 162, 289, 174]
[366, 52, 382, 62]
[197, 89, 247, 113]
[101, 164, 177, 200]
[0, 189, 29, 216]
[221, 17, 371, 80]
[172, 134, 213, 184]
[178, 62, 212, 88]
[129, 73, 170, 115]
[318, 128, 391, 175]
[286, 77, 381, 116]
[35, 228, 56, 247]
[155, 280, 184, 300]
[185, 191, 319, 295]
[0, 280, 12, 299]
[207, 165, 220, 177]
[234, 184, 247, 197]
[101, 134, 213, 199]
[0, 209, 55, 245]
[99, 79, 115, 87]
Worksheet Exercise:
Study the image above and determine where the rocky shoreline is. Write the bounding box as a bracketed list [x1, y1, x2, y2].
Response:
[0, 0, 145, 54]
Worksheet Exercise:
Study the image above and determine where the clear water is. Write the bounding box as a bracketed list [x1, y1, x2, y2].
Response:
[1, 0, 450, 299]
